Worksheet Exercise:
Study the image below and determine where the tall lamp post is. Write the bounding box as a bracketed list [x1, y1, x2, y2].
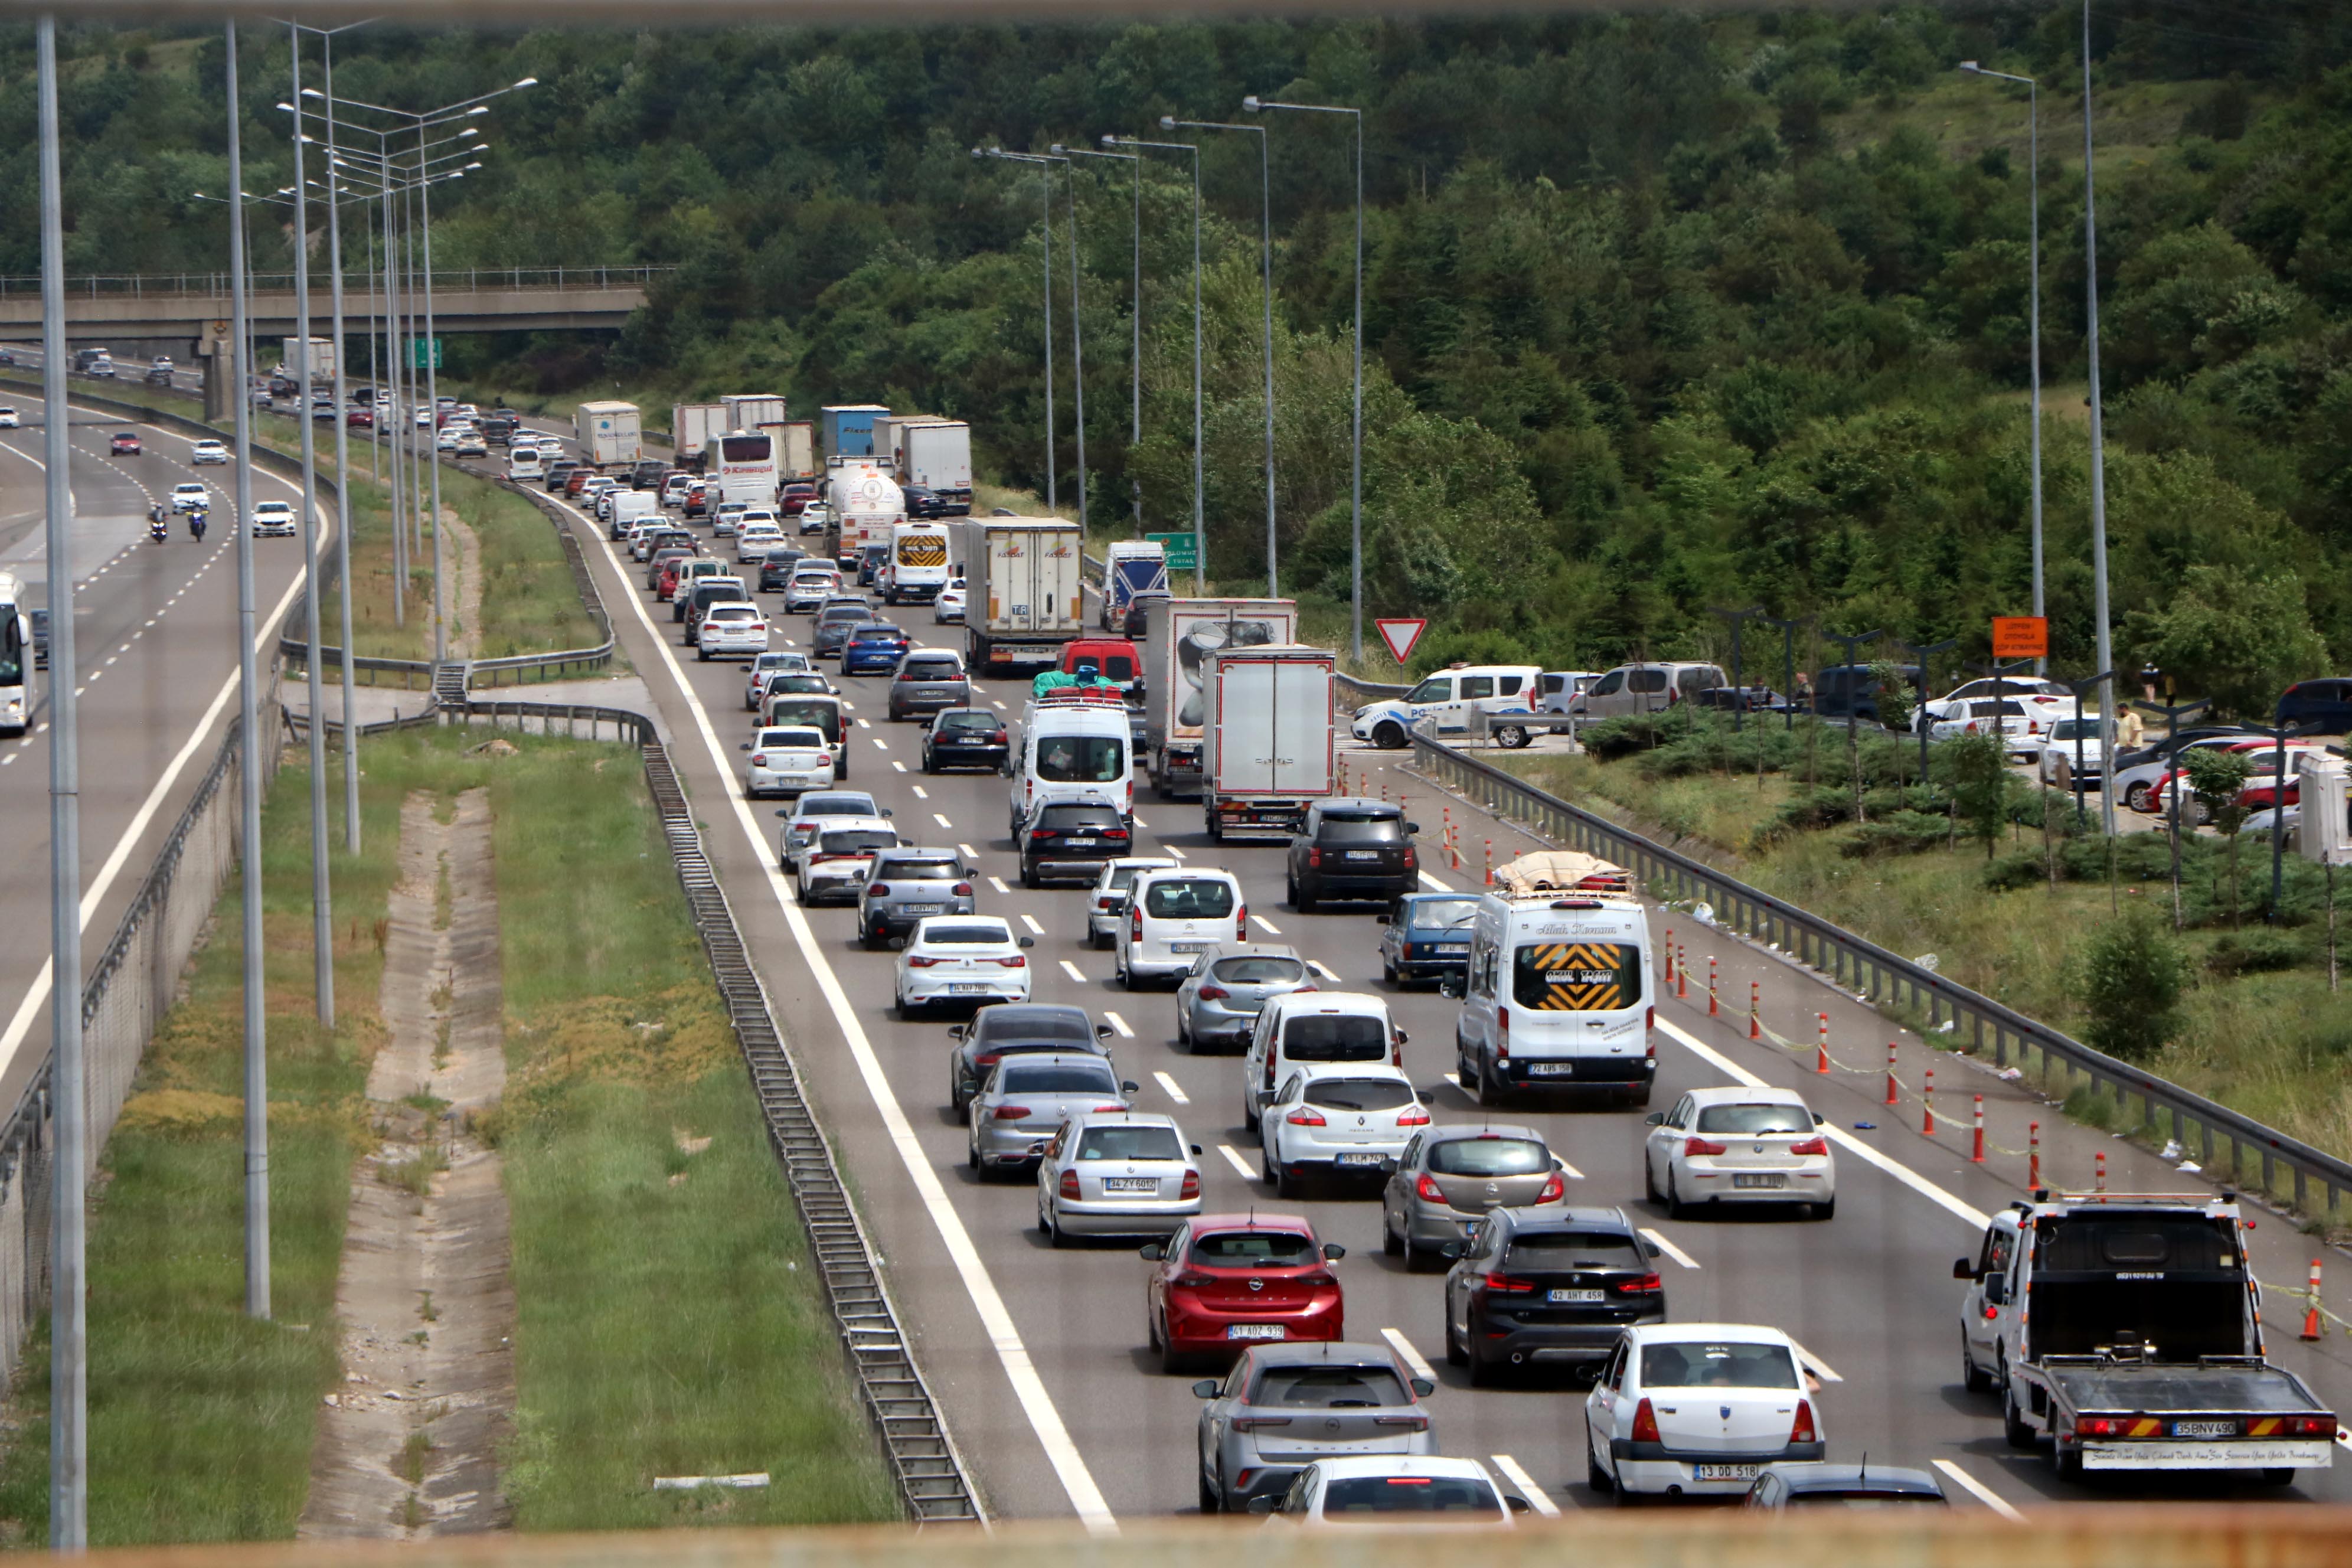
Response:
[1053, 142, 1143, 540]
[987, 149, 1086, 534]
[1246, 94, 1361, 658]
[1106, 133, 1203, 590]
[283, 26, 333, 1028]
[1958, 60, 2045, 677]
[1165, 115, 1278, 594]
[2079, 1, 2118, 838]
[974, 147, 1058, 518]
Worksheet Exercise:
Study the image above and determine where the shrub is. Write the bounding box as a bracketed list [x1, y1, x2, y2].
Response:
[2204, 930, 2307, 978]
[2076, 904, 2192, 1063]
[1841, 811, 1952, 858]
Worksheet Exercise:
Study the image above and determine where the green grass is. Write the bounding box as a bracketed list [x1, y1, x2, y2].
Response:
[449, 477, 602, 661]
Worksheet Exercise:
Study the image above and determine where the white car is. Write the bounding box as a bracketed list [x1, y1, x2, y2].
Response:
[695, 602, 770, 661]
[777, 789, 888, 873]
[1117, 867, 1247, 989]
[934, 577, 967, 624]
[1583, 1324, 1822, 1500]
[1916, 676, 2075, 731]
[798, 501, 831, 536]
[454, 433, 487, 458]
[743, 724, 836, 799]
[1257, 1067, 1429, 1197]
[2036, 717, 2110, 786]
[1033, 1110, 1200, 1244]
[1084, 856, 1177, 949]
[169, 482, 210, 512]
[736, 525, 786, 564]
[249, 499, 297, 538]
[0, 407, 18, 429]
[796, 816, 899, 906]
[743, 650, 814, 710]
[415, 406, 435, 426]
[1642, 1086, 1834, 1219]
[712, 501, 747, 537]
[737, 507, 782, 534]
[894, 915, 1035, 1017]
[435, 427, 462, 452]
[1256, 1456, 1522, 1527]
[190, 439, 228, 465]
[1926, 699, 2047, 760]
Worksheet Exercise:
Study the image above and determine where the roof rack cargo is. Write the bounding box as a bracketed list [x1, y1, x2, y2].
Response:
[1492, 850, 1636, 899]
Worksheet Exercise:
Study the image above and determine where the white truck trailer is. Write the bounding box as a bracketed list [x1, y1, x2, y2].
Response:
[671, 403, 726, 468]
[958, 517, 1084, 672]
[899, 420, 974, 515]
[574, 400, 643, 468]
[1201, 644, 1337, 839]
[1141, 597, 1300, 799]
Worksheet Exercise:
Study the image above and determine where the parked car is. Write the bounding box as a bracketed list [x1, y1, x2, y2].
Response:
[1439, 1206, 1664, 1384]
[945, 1004, 1115, 1117]
[1583, 1324, 1822, 1500]
[1192, 1342, 1436, 1513]
[2278, 678, 2352, 736]
[1642, 1086, 1835, 1220]
[1173, 943, 1313, 1053]
[1380, 1125, 1572, 1271]
[1691, 685, 1786, 713]
[1034, 1110, 1201, 1245]
[1810, 662, 1920, 725]
[1351, 664, 1543, 747]
[966, 1052, 1136, 1178]
[1142, 1213, 1344, 1371]
[1376, 893, 1479, 986]
[1925, 698, 2047, 760]
[1257, 1067, 1428, 1198]
[2036, 716, 2111, 786]
[1285, 800, 1419, 910]
[1916, 675, 2075, 730]
[920, 708, 1010, 775]
[1568, 661, 1730, 720]
[894, 915, 1034, 1015]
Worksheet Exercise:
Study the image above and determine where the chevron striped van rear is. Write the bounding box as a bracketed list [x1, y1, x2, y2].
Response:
[1451, 852, 1655, 1108]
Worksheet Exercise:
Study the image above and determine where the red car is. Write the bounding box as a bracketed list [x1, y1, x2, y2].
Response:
[684, 481, 710, 518]
[1142, 1212, 1344, 1373]
[345, 407, 374, 429]
[109, 432, 141, 455]
[780, 482, 817, 518]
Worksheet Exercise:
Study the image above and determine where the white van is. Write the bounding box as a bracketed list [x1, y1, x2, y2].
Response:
[1240, 992, 1405, 1135]
[1008, 689, 1133, 830]
[1348, 664, 1541, 749]
[506, 446, 543, 482]
[610, 490, 659, 536]
[1569, 662, 1728, 719]
[1448, 851, 1654, 1108]
[1116, 867, 1246, 990]
[881, 520, 953, 605]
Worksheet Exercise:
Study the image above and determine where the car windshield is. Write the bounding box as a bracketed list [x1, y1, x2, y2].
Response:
[880, 858, 960, 882]
[1507, 1230, 1642, 1267]
[1190, 1231, 1317, 1267]
[1407, 899, 1479, 932]
[818, 828, 894, 855]
[1035, 736, 1123, 782]
[2050, 719, 2100, 741]
[1427, 1136, 1547, 1177]
[1143, 880, 1236, 919]
[1317, 1476, 1497, 1518]
[798, 796, 873, 818]
[1074, 1125, 1182, 1162]
[1303, 1077, 1413, 1112]
[1251, 1365, 1407, 1409]
[999, 1064, 1118, 1095]
[1319, 814, 1403, 843]
[920, 923, 1004, 945]
[1213, 956, 1305, 985]
[1694, 1102, 1812, 1135]
[1512, 942, 1638, 1011]
[1641, 1341, 1800, 1390]
[939, 713, 997, 733]
[1280, 1014, 1388, 1062]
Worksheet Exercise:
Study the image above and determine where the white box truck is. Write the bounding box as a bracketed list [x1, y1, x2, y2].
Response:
[1142, 597, 1300, 798]
[280, 337, 335, 382]
[671, 403, 726, 468]
[900, 420, 974, 515]
[574, 400, 643, 468]
[958, 517, 1084, 672]
[1201, 644, 1336, 839]
[779, 420, 816, 482]
[722, 394, 788, 435]
[880, 519, 955, 606]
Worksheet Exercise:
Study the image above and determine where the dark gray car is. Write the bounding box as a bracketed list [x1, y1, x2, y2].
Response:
[887, 649, 972, 721]
[1194, 1342, 1437, 1514]
[947, 1004, 1115, 1115]
[1174, 944, 1313, 1053]
[856, 847, 976, 947]
[1380, 1125, 1574, 1272]
[965, 1051, 1137, 1174]
[813, 599, 872, 658]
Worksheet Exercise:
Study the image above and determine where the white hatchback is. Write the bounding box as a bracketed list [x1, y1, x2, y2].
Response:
[249, 499, 297, 537]
[1583, 1324, 1823, 1500]
[933, 577, 967, 624]
[895, 916, 1034, 1017]
[1034, 1110, 1201, 1244]
[776, 789, 887, 873]
[785, 569, 841, 613]
[1258, 1067, 1430, 1197]
[695, 602, 769, 661]
[743, 724, 835, 799]
[1257, 1456, 1521, 1527]
[1642, 1086, 1834, 1219]
[1117, 867, 1246, 989]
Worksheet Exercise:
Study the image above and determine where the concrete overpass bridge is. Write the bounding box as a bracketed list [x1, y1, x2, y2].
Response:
[0, 265, 659, 340]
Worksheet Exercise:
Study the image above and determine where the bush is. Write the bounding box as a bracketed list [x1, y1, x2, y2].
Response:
[2205, 930, 2307, 978]
[2076, 904, 2192, 1063]
[1841, 811, 1952, 858]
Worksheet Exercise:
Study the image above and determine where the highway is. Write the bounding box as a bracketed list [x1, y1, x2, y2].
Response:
[491, 419, 2352, 1525]
[0, 393, 324, 1120]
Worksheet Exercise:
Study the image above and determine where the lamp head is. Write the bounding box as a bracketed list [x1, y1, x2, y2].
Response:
[1048, 142, 1067, 155]
[301, 87, 325, 99]
[1100, 133, 1116, 147]
[1958, 60, 1981, 73]
[513, 76, 538, 89]
[1158, 115, 1177, 130]
[1242, 95, 1262, 112]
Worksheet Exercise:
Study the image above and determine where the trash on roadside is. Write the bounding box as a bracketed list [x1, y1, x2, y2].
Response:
[1853, 1121, 1877, 1131]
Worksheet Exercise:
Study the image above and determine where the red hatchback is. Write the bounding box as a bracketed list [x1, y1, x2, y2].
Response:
[109, 431, 141, 455]
[1143, 1213, 1344, 1373]
[779, 481, 817, 518]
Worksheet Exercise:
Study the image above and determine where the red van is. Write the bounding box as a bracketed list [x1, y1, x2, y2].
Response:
[1059, 638, 1142, 688]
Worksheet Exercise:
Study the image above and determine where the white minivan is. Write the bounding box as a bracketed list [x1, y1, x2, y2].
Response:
[1116, 867, 1246, 990]
[1240, 991, 1405, 1135]
[506, 446, 543, 482]
[1008, 690, 1133, 830]
[1348, 664, 1542, 749]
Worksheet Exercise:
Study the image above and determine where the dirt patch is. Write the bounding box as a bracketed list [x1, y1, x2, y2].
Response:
[443, 505, 484, 662]
[300, 789, 514, 1539]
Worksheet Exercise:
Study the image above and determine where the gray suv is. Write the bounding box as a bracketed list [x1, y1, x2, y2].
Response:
[1194, 1342, 1437, 1514]
[887, 649, 971, 721]
[1569, 661, 1729, 718]
[1174, 944, 1313, 1053]
[814, 599, 872, 658]
[857, 847, 976, 947]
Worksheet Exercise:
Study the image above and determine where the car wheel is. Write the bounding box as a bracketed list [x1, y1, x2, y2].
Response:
[2125, 782, 2152, 812]
[1642, 1149, 1660, 1204]
[1047, 1207, 1072, 1249]
[1466, 1334, 1497, 1388]
[1445, 1313, 1468, 1368]
[1382, 959, 1398, 986]
[1475, 1053, 1506, 1108]
[1665, 1167, 1690, 1221]
[1020, 860, 1036, 890]
[1374, 720, 1406, 749]
[1272, 1156, 1297, 1200]
[1198, 1465, 1221, 1515]
[1586, 1432, 1615, 1495]
[966, 1135, 981, 1174]
[1494, 723, 1530, 749]
[1962, 1331, 1994, 1395]
[1037, 1201, 1052, 1239]
[2004, 1387, 2038, 1449]
[1294, 878, 1318, 914]
[1121, 958, 1142, 992]
[1383, 1208, 1403, 1257]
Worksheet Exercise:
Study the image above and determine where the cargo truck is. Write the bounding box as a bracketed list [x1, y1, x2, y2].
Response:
[1142, 597, 1300, 799]
[820, 404, 890, 459]
[1958, 1190, 2337, 1482]
[722, 394, 788, 435]
[671, 403, 726, 468]
[899, 420, 974, 515]
[280, 337, 336, 383]
[778, 420, 816, 482]
[880, 519, 955, 606]
[1200, 644, 1336, 839]
[574, 400, 643, 468]
[872, 412, 935, 466]
[958, 517, 1085, 672]
[1100, 539, 1170, 629]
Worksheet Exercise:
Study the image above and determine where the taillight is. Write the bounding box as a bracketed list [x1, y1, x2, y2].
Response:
[1373, 1414, 1429, 1430]
[1791, 1400, 1817, 1444]
[1495, 1005, 1509, 1061]
[906, 956, 941, 969]
[1131, 910, 1143, 942]
[1632, 1398, 1661, 1444]
[1647, 1005, 1656, 1032]
[974, 1051, 1001, 1069]
[2288, 1416, 2336, 1436]
[1092, 1103, 1128, 1113]
[1179, 1170, 1200, 1200]
[1285, 1107, 1327, 1126]
[1198, 984, 1230, 1001]
[1788, 1136, 1828, 1157]
[1684, 1136, 1727, 1157]
[992, 1105, 1032, 1120]
[1415, 1174, 1446, 1204]
[952, 882, 974, 897]
[865, 884, 891, 897]
[1230, 1416, 1292, 1433]
[1615, 1272, 1663, 1296]
[1397, 1106, 1430, 1127]
[1236, 905, 1248, 942]
[1536, 1170, 1565, 1204]
[1106, 828, 1129, 841]
[2075, 1416, 2124, 1438]
[1478, 1273, 1536, 1295]
[1174, 1271, 1219, 1289]
[998, 955, 1026, 969]
[1307, 847, 1322, 869]
[750, 752, 767, 766]
[1402, 846, 1416, 870]
[1058, 1170, 1080, 1200]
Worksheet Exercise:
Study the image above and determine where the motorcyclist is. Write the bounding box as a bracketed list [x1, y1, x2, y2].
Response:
[149, 505, 168, 542]
[189, 506, 208, 542]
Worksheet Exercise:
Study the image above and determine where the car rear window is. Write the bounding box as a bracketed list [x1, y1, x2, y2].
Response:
[901, 658, 962, 679]
[1639, 1341, 1799, 1390]
[853, 625, 906, 639]
[1074, 1125, 1182, 1162]
[976, 1012, 1093, 1044]
[1427, 1136, 1547, 1177]
[1783, 1491, 1947, 1509]
[1318, 1476, 1497, 1517]
[1035, 736, 1125, 782]
[1143, 880, 1236, 919]
[1039, 805, 1123, 830]
[1318, 814, 1403, 844]
[1507, 1230, 1643, 1267]
[1303, 1077, 1413, 1112]
[818, 828, 895, 855]
[769, 675, 831, 694]
[1190, 1231, 1317, 1266]
[797, 796, 872, 817]
[879, 858, 961, 882]
[1000, 1064, 1118, 1095]
[1213, 955, 1305, 985]
[920, 923, 1004, 945]
[1279, 1014, 1387, 1062]
[706, 605, 758, 620]
[760, 729, 825, 749]
[1250, 1364, 1408, 1409]
[1693, 1103, 1812, 1135]
[937, 712, 998, 733]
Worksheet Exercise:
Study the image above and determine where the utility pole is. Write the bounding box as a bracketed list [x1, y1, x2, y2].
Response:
[1823, 628, 1884, 822]
[320, 28, 362, 854]
[289, 27, 333, 1028]
[2082, 0, 2118, 837]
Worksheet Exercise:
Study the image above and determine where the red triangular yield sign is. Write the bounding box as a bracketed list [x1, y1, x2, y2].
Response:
[1374, 618, 1426, 664]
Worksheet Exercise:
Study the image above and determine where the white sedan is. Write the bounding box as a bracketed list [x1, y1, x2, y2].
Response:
[1033, 1109, 1200, 1244]
[894, 915, 1034, 1017]
[1925, 700, 2048, 760]
[1256, 1456, 1523, 1527]
[1642, 1086, 1834, 1219]
[736, 526, 786, 563]
[742, 724, 836, 799]
[695, 602, 770, 661]
[1583, 1324, 1823, 1500]
[169, 482, 210, 513]
[934, 577, 967, 623]
[1916, 676, 2075, 730]
[2036, 717, 2110, 786]
[796, 816, 899, 906]
[0, 407, 18, 429]
[249, 499, 297, 538]
[189, 439, 229, 465]
[1259, 1067, 1430, 1197]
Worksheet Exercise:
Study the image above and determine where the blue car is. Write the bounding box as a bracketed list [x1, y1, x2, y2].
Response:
[1376, 891, 1482, 986]
[841, 622, 911, 677]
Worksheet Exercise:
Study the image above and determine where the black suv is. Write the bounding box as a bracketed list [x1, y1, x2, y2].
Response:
[1439, 1206, 1665, 1384]
[1285, 800, 1419, 911]
[757, 553, 808, 593]
[1018, 796, 1133, 888]
[631, 458, 668, 491]
[543, 459, 580, 492]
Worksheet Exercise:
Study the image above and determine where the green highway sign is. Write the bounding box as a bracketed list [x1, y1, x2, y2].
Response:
[1147, 531, 1198, 573]
[410, 337, 443, 370]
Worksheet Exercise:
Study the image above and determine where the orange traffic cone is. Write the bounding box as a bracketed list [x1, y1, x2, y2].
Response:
[2302, 1260, 2325, 1342]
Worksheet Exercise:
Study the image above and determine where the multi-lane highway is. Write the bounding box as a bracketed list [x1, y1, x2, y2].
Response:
[485, 417, 2352, 1525]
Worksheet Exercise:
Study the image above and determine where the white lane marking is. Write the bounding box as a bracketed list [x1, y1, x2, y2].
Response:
[1930, 1459, 2024, 1520]
[856, 716, 870, 728]
[1250, 913, 1282, 936]
[1488, 1454, 1558, 1517]
[1, 753, 12, 765]
[1380, 1327, 1436, 1383]
[1130, 813, 1147, 830]
[932, 812, 953, 829]
[1103, 1010, 1134, 1038]
[959, 844, 979, 860]
[1152, 1070, 1187, 1104]
[911, 785, 929, 799]
[1639, 1227, 1700, 1270]
[1019, 914, 1044, 935]
[1785, 1338, 1842, 1384]
[991, 698, 1006, 710]
[1655, 1019, 1992, 1231]
[1165, 844, 1185, 860]
[1556, 1159, 1585, 1180]
[873, 739, 888, 752]
[1215, 1144, 1256, 1180]
[1417, 870, 1455, 892]
[988, 876, 1011, 894]
[1058, 960, 1087, 984]
[891, 760, 906, 773]
[561, 494, 1114, 1531]
[1307, 959, 1340, 981]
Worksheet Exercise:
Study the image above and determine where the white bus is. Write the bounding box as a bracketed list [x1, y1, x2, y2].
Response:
[703, 430, 779, 508]
[0, 571, 30, 735]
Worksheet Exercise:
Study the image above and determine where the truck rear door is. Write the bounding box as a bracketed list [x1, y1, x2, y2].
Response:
[1215, 662, 1279, 794]
[1271, 659, 1332, 797]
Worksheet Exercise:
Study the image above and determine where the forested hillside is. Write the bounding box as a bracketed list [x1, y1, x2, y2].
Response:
[6, 4, 2351, 691]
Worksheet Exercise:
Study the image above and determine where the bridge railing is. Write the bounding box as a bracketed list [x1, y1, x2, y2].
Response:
[0, 264, 674, 300]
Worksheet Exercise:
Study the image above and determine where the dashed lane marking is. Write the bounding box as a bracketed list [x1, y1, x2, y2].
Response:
[1380, 1328, 1436, 1383]
[1151, 1071, 1186, 1103]
[1215, 1145, 1256, 1180]
[912, 785, 929, 799]
[1307, 959, 1340, 981]
[1020, 914, 1044, 935]
[891, 760, 907, 773]
[1057, 960, 1087, 984]
[1417, 870, 1456, 892]
[959, 844, 979, 860]
[873, 739, 889, 752]
[1930, 1459, 2023, 1520]
[1103, 1011, 1133, 1038]
[988, 876, 1011, 894]
[1489, 1455, 1559, 1517]
[1250, 913, 1282, 936]
[933, 812, 953, 829]
[1639, 1227, 1700, 1270]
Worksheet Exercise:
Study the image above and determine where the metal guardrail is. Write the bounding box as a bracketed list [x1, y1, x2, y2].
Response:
[1337, 671, 1410, 708]
[1410, 734, 2352, 1214]
[0, 265, 674, 301]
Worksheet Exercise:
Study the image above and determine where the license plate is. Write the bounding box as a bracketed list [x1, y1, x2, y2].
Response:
[1227, 1324, 1286, 1341]
[1169, 941, 1207, 955]
[902, 903, 943, 914]
[1102, 1177, 1158, 1194]
[1337, 1152, 1385, 1167]
[1732, 1173, 1788, 1189]
[2172, 1420, 2237, 1438]
[1459, 1220, 1481, 1237]
[1437, 943, 1470, 955]
[948, 983, 991, 995]
[1527, 1061, 1575, 1077]
[1345, 850, 1381, 861]
[1548, 1288, 1605, 1304]
[1696, 1465, 1761, 1482]
[1063, 838, 1099, 848]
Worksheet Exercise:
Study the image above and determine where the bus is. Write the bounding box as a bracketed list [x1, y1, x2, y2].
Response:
[1, 571, 29, 736]
[702, 430, 779, 508]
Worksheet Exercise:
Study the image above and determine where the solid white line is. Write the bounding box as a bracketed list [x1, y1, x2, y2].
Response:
[1654, 1018, 1992, 1231]
[1152, 1070, 1188, 1105]
[1931, 1459, 2024, 1520]
[1785, 1337, 1842, 1383]
[1489, 1454, 1559, 1517]
[1417, 870, 1455, 892]
[1307, 959, 1340, 981]
[1639, 1227, 1700, 1270]
[1020, 914, 1044, 935]
[1250, 913, 1282, 936]
[563, 495, 1113, 1531]
[1215, 1144, 1256, 1180]
[988, 876, 1011, 894]
[1103, 1010, 1134, 1038]
[1058, 959, 1087, 984]
[1380, 1327, 1436, 1383]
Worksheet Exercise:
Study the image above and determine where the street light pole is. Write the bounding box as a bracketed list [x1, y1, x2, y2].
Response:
[288, 27, 333, 1029]
[1106, 135, 1203, 590]
[1247, 96, 1361, 656]
[988, 149, 1087, 535]
[976, 148, 1055, 518]
[1055, 142, 1144, 542]
[2080, 1, 2117, 838]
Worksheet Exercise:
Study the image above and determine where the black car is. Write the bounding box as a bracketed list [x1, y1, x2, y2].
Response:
[1810, 662, 1920, 724]
[903, 482, 946, 519]
[631, 458, 668, 491]
[1377, 893, 1481, 986]
[482, 416, 519, 446]
[1743, 1463, 1948, 1511]
[1122, 593, 1170, 639]
[1692, 685, 1786, 713]
[1018, 797, 1133, 888]
[1439, 1206, 1665, 1384]
[2278, 678, 2352, 736]
[543, 460, 580, 492]
[1285, 800, 1419, 912]
[923, 708, 1010, 773]
[946, 1003, 1116, 1115]
[757, 553, 809, 593]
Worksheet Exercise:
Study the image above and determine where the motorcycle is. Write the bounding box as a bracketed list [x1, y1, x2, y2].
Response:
[149, 515, 169, 543]
[190, 510, 208, 543]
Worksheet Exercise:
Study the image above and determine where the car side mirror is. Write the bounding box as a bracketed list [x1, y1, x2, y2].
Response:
[1139, 1243, 1164, 1261]
[881, 808, 893, 816]
[1505, 1495, 1532, 1515]
[1374, 913, 1390, 926]
[774, 809, 790, 818]
[1322, 1243, 1347, 1262]
[1097, 1024, 1115, 1039]
[1952, 1258, 1976, 1280]
[1437, 1241, 1465, 1262]
[1245, 1496, 1277, 1516]
[1813, 1112, 1825, 1126]
[1644, 1112, 1665, 1127]
[1984, 1277, 2007, 1307]
[1409, 1378, 1436, 1399]
[1189, 1144, 1203, 1157]
[888, 937, 907, 951]
[1406, 822, 1421, 835]
[1017, 936, 1035, 949]
[1645, 1240, 1662, 1259]
[739, 742, 750, 752]
[1121, 1080, 1139, 1094]
[1378, 1157, 1399, 1174]
[948, 1024, 966, 1042]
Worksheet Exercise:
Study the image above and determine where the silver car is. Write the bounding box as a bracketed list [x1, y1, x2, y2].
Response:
[1193, 1342, 1437, 1514]
[1174, 944, 1314, 1054]
[1034, 1110, 1202, 1245]
[743, 650, 813, 710]
[775, 789, 887, 873]
[966, 1052, 1137, 1176]
[1084, 857, 1176, 949]
[857, 847, 976, 947]
[1380, 1125, 1574, 1272]
[795, 817, 899, 905]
